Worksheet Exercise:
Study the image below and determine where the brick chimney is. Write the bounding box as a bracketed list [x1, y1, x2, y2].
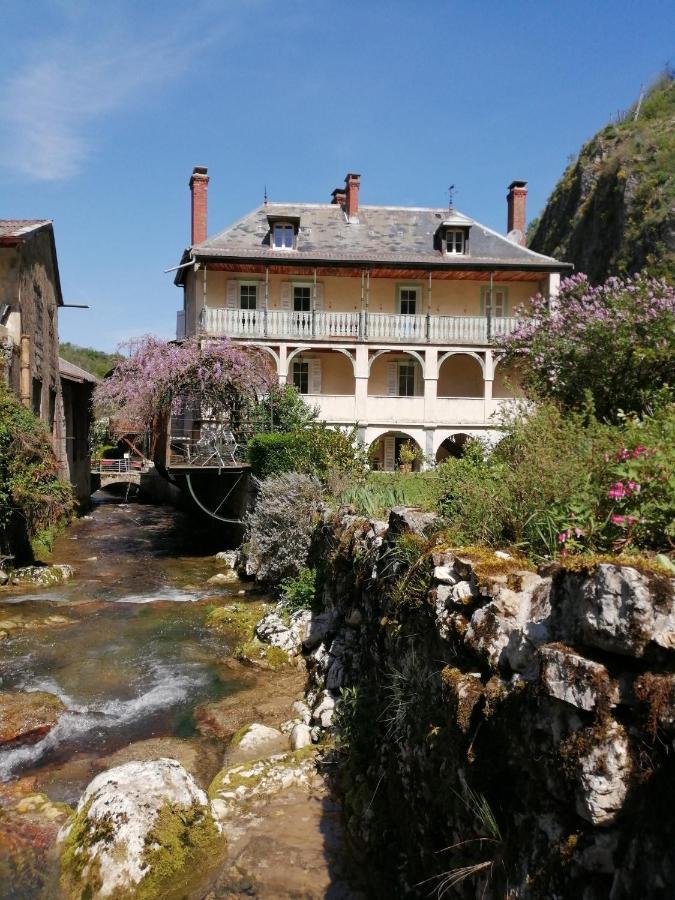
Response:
[189, 166, 209, 245]
[506, 180, 527, 245]
[345, 173, 361, 220]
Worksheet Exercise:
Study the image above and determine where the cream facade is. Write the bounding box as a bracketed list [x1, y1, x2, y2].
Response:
[175, 170, 570, 469]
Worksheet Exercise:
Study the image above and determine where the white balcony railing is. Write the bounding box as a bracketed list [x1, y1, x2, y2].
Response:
[200, 308, 520, 345]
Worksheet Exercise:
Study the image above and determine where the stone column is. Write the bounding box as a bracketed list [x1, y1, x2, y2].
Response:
[483, 349, 494, 421]
[278, 344, 288, 385]
[354, 344, 369, 424]
[423, 347, 438, 424]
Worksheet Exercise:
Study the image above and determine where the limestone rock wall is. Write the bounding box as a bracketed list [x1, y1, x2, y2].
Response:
[304, 507, 675, 898]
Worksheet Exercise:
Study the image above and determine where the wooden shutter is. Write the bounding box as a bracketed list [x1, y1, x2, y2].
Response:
[309, 358, 322, 394]
[226, 281, 238, 309]
[314, 282, 324, 311]
[386, 361, 398, 396]
[383, 436, 396, 472]
[280, 281, 292, 310]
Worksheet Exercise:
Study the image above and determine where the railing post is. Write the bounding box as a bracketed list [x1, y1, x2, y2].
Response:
[425, 313, 431, 342]
[263, 308, 268, 338]
[487, 309, 492, 343]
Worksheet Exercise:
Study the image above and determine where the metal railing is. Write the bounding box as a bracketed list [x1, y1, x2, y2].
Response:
[91, 458, 150, 474]
[200, 308, 520, 344]
[168, 421, 259, 468]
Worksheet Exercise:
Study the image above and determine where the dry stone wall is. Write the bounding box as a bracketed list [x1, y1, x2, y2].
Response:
[285, 507, 675, 898]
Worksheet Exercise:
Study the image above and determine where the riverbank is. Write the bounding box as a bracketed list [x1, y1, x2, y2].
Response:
[0, 495, 359, 899]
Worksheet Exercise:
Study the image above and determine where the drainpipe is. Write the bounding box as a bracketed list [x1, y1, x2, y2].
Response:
[20, 334, 30, 407]
[365, 270, 370, 340]
[359, 270, 365, 340]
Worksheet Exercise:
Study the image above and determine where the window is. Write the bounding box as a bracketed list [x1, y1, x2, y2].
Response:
[272, 223, 295, 250]
[398, 362, 416, 397]
[293, 285, 311, 312]
[32, 378, 42, 416]
[399, 287, 418, 315]
[481, 287, 508, 317]
[293, 360, 309, 394]
[446, 229, 465, 254]
[239, 283, 257, 310]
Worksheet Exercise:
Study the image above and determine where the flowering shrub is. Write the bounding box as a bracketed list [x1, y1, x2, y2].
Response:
[94, 336, 274, 430]
[438, 401, 674, 559]
[499, 273, 675, 421]
[555, 405, 675, 554]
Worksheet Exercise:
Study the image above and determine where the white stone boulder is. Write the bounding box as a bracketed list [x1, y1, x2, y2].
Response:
[574, 565, 675, 657]
[290, 723, 313, 750]
[11, 564, 75, 586]
[539, 645, 618, 712]
[574, 721, 632, 826]
[58, 758, 223, 900]
[207, 571, 239, 586]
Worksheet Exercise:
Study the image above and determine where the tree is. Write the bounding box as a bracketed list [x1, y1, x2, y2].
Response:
[94, 336, 275, 430]
[499, 273, 675, 421]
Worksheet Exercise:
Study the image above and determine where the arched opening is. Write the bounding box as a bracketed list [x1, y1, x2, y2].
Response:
[436, 432, 470, 463]
[437, 353, 483, 397]
[288, 349, 355, 396]
[368, 352, 423, 397]
[493, 360, 525, 399]
[369, 431, 424, 472]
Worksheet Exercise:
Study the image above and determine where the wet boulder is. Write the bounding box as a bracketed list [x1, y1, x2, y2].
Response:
[0, 691, 65, 746]
[59, 758, 224, 900]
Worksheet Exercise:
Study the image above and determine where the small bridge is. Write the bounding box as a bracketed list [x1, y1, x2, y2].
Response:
[91, 458, 151, 489]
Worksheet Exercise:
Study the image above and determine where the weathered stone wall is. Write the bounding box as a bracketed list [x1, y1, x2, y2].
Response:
[299, 507, 675, 898]
[0, 233, 65, 470]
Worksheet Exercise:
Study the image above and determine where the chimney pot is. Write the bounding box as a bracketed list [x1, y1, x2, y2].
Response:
[345, 172, 361, 220]
[506, 180, 527, 245]
[189, 166, 209, 245]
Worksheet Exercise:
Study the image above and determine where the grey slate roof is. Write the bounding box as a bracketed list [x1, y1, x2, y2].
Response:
[0, 219, 51, 242]
[191, 203, 570, 271]
[59, 357, 99, 384]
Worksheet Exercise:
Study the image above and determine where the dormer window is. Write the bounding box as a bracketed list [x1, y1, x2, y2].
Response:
[445, 228, 466, 254]
[272, 223, 295, 250]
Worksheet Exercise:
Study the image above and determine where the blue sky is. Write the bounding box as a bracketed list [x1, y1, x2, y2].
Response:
[1, 0, 673, 351]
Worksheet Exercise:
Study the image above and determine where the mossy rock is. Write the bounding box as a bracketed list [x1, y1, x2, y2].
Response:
[234, 637, 289, 670]
[59, 759, 225, 900]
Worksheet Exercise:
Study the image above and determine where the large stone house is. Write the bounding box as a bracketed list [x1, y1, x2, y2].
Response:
[0, 220, 94, 501]
[174, 169, 571, 469]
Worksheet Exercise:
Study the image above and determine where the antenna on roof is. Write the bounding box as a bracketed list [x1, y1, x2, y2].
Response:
[263, 184, 268, 206]
[448, 185, 456, 210]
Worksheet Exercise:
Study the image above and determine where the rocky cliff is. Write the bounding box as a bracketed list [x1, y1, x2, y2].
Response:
[529, 72, 675, 281]
[285, 507, 675, 898]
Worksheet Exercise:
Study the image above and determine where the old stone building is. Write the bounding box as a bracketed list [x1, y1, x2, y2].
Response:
[0, 220, 94, 501]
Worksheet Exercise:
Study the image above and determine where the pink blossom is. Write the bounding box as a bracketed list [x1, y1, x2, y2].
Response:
[574, 528, 583, 538]
[607, 482, 627, 500]
[611, 514, 625, 525]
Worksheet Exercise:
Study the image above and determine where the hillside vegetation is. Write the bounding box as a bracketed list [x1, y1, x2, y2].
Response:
[59, 342, 121, 378]
[529, 71, 675, 281]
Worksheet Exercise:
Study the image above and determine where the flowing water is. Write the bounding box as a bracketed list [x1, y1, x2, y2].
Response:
[0, 495, 354, 898]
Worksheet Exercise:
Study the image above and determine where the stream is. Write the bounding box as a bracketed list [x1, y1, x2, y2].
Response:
[0, 495, 357, 899]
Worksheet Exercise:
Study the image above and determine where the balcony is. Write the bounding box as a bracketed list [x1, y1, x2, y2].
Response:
[199, 308, 520, 345]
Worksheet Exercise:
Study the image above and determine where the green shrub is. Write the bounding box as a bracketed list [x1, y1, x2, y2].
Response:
[0, 381, 74, 556]
[279, 567, 317, 614]
[248, 424, 366, 482]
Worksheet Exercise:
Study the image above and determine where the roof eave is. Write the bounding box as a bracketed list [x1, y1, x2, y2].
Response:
[190, 250, 573, 274]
